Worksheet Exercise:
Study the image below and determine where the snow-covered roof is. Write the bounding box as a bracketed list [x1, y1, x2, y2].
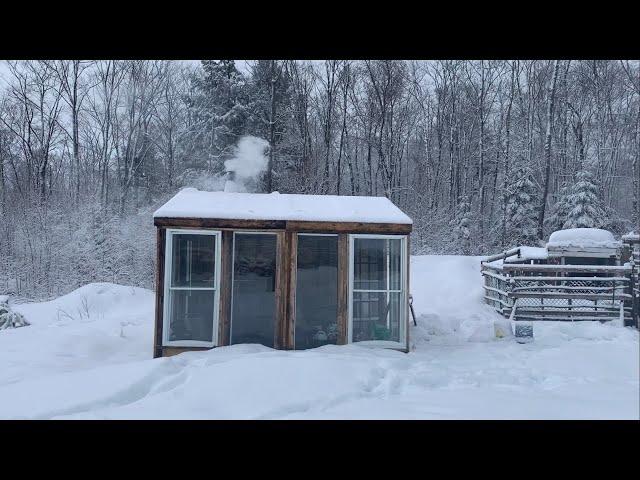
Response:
[547, 228, 620, 249]
[153, 188, 413, 224]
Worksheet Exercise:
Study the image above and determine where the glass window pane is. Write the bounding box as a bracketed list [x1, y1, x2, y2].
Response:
[295, 235, 338, 349]
[231, 234, 277, 348]
[387, 292, 401, 342]
[389, 238, 402, 291]
[352, 291, 401, 343]
[353, 238, 386, 290]
[171, 234, 216, 288]
[168, 289, 215, 342]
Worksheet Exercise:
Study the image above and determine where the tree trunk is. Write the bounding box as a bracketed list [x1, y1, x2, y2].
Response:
[501, 62, 516, 247]
[266, 60, 278, 193]
[634, 95, 640, 232]
[537, 60, 561, 240]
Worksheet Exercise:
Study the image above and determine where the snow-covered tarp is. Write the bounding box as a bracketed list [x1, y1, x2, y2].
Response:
[547, 228, 621, 249]
[153, 188, 412, 224]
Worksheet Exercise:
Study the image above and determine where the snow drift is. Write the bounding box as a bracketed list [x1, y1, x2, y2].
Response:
[0, 257, 637, 419]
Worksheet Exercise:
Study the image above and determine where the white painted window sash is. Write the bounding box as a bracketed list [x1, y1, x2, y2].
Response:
[163, 229, 221, 348]
[348, 234, 407, 350]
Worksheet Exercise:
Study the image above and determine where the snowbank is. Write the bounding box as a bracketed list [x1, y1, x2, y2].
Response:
[1, 259, 637, 420]
[153, 188, 412, 224]
[547, 228, 620, 249]
[1, 283, 154, 386]
[410, 255, 512, 345]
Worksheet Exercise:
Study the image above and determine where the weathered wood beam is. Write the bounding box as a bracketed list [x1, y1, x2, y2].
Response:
[153, 227, 165, 358]
[285, 220, 412, 234]
[217, 230, 233, 346]
[511, 276, 629, 282]
[154, 217, 412, 235]
[481, 247, 521, 264]
[510, 292, 632, 300]
[154, 217, 286, 230]
[162, 346, 210, 357]
[337, 234, 349, 345]
[503, 264, 632, 273]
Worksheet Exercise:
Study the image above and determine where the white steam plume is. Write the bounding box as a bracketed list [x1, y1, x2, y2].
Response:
[224, 136, 270, 193]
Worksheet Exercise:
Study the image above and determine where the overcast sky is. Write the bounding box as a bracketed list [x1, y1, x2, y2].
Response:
[0, 60, 257, 94]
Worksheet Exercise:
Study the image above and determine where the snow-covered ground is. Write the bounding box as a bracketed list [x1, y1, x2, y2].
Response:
[0, 256, 637, 419]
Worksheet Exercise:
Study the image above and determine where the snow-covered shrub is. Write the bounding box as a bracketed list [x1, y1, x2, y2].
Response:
[0, 300, 29, 330]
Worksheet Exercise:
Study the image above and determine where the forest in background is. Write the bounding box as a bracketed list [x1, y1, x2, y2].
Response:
[0, 59, 638, 300]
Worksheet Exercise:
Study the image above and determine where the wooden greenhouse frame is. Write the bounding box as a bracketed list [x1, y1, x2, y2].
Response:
[153, 190, 412, 358]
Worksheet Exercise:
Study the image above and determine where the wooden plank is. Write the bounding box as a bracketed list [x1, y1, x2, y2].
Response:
[484, 285, 510, 296]
[512, 285, 627, 292]
[514, 316, 621, 322]
[510, 292, 631, 300]
[274, 232, 288, 349]
[481, 270, 509, 281]
[217, 230, 233, 347]
[503, 264, 632, 273]
[481, 247, 522, 264]
[336, 234, 349, 345]
[285, 220, 412, 235]
[155, 217, 412, 234]
[153, 227, 165, 358]
[405, 235, 410, 352]
[481, 263, 505, 273]
[154, 217, 286, 230]
[162, 346, 211, 357]
[511, 276, 629, 282]
[484, 295, 512, 307]
[286, 232, 297, 350]
[516, 309, 627, 316]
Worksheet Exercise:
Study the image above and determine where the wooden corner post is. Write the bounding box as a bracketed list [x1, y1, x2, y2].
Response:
[337, 234, 349, 345]
[153, 227, 166, 358]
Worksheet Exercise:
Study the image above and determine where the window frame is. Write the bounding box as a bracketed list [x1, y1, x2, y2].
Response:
[163, 228, 222, 348]
[348, 234, 407, 349]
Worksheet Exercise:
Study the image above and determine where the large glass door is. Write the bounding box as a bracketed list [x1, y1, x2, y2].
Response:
[295, 234, 338, 349]
[349, 235, 406, 347]
[231, 233, 278, 347]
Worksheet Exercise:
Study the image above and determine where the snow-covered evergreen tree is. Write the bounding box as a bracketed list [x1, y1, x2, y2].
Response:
[504, 167, 540, 246]
[450, 196, 472, 254]
[562, 170, 609, 229]
[546, 181, 573, 232]
[187, 60, 250, 173]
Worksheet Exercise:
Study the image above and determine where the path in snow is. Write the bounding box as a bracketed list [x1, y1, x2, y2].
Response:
[0, 256, 637, 419]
